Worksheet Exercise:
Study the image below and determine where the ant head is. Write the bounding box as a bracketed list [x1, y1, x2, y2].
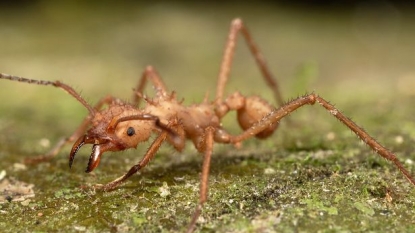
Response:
[69, 104, 158, 173]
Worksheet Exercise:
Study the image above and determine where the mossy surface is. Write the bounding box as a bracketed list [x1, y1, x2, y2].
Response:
[1, 2, 415, 233]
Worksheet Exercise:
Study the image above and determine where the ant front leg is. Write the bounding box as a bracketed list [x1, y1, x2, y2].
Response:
[25, 95, 117, 164]
[215, 18, 284, 115]
[96, 131, 168, 191]
[94, 116, 185, 191]
[133, 65, 169, 106]
[230, 93, 415, 187]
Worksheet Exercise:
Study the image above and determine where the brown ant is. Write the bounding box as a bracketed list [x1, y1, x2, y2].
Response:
[1, 18, 414, 232]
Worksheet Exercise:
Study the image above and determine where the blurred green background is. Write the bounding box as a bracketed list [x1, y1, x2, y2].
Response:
[0, 1, 415, 232]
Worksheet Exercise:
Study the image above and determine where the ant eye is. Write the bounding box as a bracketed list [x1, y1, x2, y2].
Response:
[126, 127, 135, 136]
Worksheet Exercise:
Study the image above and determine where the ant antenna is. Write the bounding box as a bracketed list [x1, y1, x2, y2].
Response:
[0, 73, 96, 115]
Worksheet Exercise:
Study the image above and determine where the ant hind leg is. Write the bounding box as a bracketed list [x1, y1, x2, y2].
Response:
[215, 18, 284, 108]
[229, 93, 415, 186]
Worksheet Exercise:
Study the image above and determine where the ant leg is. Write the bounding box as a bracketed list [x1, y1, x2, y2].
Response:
[215, 18, 284, 108]
[25, 95, 117, 164]
[314, 95, 415, 186]
[97, 132, 168, 191]
[187, 126, 215, 233]
[133, 66, 169, 106]
[229, 93, 415, 186]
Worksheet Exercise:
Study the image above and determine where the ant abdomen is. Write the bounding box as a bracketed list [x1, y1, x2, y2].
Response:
[237, 95, 278, 139]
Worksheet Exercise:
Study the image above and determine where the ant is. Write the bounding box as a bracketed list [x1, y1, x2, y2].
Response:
[1, 18, 414, 232]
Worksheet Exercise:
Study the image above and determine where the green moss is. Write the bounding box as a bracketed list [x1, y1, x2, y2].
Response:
[1, 2, 415, 233]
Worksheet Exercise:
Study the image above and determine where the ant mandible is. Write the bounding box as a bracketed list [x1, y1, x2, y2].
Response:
[1, 18, 414, 233]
